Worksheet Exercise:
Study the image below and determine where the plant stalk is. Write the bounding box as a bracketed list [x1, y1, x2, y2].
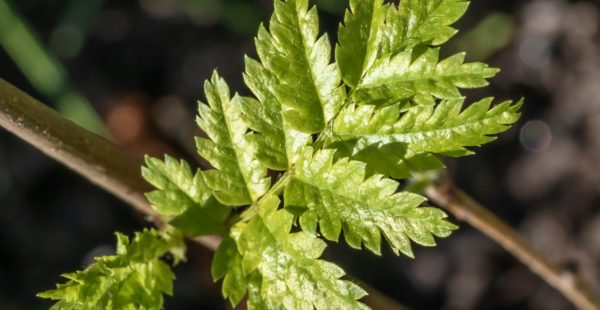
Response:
[426, 176, 600, 310]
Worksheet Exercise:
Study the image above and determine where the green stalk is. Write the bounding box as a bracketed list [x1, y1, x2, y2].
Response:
[0, 0, 105, 134]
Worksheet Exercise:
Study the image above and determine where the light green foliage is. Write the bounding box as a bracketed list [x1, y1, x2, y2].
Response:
[42, 0, 522, 309]
[336, 0, 387, 88]
[38, 229, 185, 310]
[332, 98, 522, 178]
[214, 196, 368, 309]
[254, 0, 345, 134]
[352, 49, 499, 106]
[382, 0, 470, 53]
[196, 72, 271, 205]
[142, 155, 211, 216]
[240, 57, 312, 170]
[142, 155, 230, 236]
[285, 148, 456, 256]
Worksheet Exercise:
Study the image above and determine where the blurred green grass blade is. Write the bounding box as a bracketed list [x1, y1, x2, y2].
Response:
[0, 0, 106, 135]
[449, 13, 514, 61]
[50, 0, 105, 58]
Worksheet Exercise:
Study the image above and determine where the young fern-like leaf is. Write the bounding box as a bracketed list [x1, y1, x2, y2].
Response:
[239, 57, 312, 170]
[353, 48, 499, 106]
[336, 0, 387, 88]
[38, 229, 185, 310]
[214, 196, 369, 309]
[382, 0, 470, 53]
[196, 72, 270, 206]
[285, 147, 457, 257]
[255, 0, 345, 134]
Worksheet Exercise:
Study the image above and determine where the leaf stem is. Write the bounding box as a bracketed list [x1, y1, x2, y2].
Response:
[235, 172, 291, 224]
[314, 96, 352, 149]
[268, 172, 291, 197]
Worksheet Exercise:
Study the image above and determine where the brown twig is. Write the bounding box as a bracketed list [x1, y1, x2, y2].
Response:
[426, 176, 600, 310]
[0, 78, 402, 309]
[0, 79, 154, 218]
[0, 78, 221, 251]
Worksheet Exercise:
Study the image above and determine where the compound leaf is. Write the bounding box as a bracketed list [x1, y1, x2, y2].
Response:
[42, 1, 525, 310]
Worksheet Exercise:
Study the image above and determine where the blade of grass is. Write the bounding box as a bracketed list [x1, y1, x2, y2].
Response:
[0, 0, 105, 134]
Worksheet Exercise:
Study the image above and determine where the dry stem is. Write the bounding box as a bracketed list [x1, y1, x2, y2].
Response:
[426, 177, 600, 310]
[0, 79, 221, 250]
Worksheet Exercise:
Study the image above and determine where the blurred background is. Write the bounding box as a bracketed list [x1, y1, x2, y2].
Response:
[0, 0, 599, 309]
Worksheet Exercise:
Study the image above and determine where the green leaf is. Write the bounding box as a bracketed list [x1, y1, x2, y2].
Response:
[217, 195, 368, 309]
[255, 0, 345, 134]
[285, 147, 457, 257]
[336, 0, 387, 88]
[38, 229, 184, 310]
[211, 237, 249, 307]
[353, 48, 499, 106]
[142, 155, 230, 236]
[351, 142, 445, 179]
[170, 196, 230, 237]
[142, 155, 211, 216]
[329, 138, 446, 180]
[333, 98, 522, 162]
[382, 0, 470, 53]
[196, 71, 270, 205]
[240, 57, 312, 170]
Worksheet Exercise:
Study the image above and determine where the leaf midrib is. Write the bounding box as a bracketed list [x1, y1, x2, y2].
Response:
[218, 94, 254, 202]
[336, 111, 505, 140]
[358, 68, 486, 90]
[290, 2, 328, 129]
